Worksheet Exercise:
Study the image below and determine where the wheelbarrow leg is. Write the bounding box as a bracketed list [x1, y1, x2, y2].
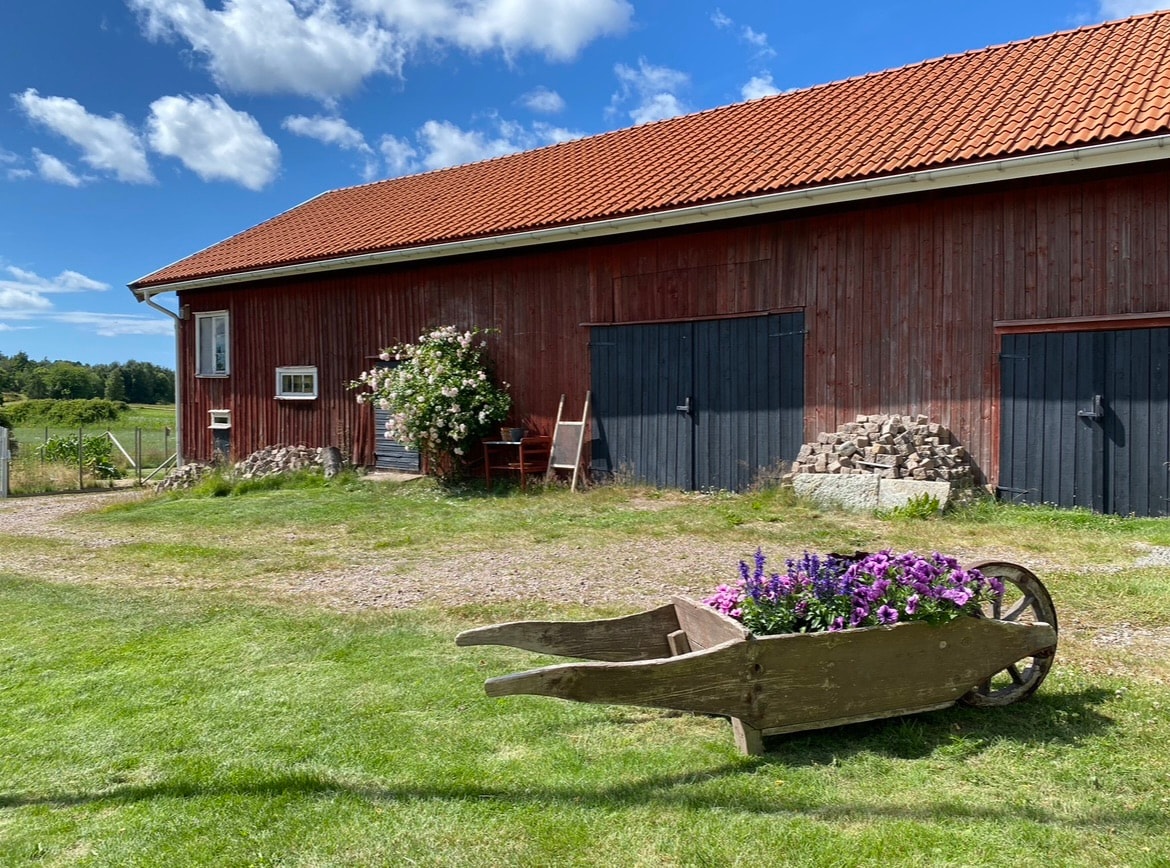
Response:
[731, 720, 764, 756]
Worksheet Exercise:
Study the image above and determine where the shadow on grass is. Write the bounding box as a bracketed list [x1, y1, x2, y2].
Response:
[0, 689, 1138, 831]
[757, 685, 1117, 765]
[0, 759, 1162, 833]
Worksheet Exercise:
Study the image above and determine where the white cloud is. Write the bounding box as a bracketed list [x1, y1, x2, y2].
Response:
[379, 115, 584, 176]
[709, 10, 776, 60]
[1098, 1, 1170, 15]
[531, 121, 582, 144]
[32, 150, 84, 187]
[520, 86, 566, 114]
[129, 0, 402, 100]
[52, 311, 175, 337]
[379, 134, 420, 175]
[741, 73, 781, 101]
[283, 114, 371, 152]
[0, 265, 110, 319]
[14, 89, 154, 183]
[284, 114, 379, 179]
[0, 286, 54, 315]
[0, 148, 18, 165]
[741, 26, 776, 57]
[3, 267, 108, 293]
[358, 0, 633, 61]
[416, 119, 521, 170]
[612, 59, 690, 125]
[128, 0, 631, 101]
[147, 94, 280, 190]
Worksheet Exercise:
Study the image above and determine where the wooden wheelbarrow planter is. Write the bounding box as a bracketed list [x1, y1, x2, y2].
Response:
[456, 561, 1058, 755]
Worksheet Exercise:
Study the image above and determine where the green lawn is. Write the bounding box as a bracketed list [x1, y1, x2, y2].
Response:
[1, 480, 1168, 866]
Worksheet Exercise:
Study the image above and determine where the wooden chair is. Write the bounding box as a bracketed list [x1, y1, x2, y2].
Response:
[483, 435, 552, 490]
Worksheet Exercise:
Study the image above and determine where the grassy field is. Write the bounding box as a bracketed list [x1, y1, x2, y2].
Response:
[6, 404, 176, 494]
[1, 478, 1168, 866]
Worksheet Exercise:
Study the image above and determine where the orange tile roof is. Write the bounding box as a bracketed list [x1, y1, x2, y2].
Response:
[134, 12, 1170, 289]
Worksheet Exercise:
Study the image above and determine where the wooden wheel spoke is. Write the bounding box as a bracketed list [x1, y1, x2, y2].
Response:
[1000, 594, 1035, 622]
[960, 560, 1057, 709]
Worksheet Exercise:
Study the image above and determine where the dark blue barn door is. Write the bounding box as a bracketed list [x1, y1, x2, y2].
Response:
[999, 328, 1170, 516]
[590, 313, 804, 491]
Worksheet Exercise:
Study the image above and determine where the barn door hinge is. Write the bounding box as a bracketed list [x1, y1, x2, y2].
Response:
[1077, 394, 1104, 420]
[771, 329, 809, 338]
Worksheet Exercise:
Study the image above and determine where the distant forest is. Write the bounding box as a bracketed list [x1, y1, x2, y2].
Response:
[0, 351, 175, 405]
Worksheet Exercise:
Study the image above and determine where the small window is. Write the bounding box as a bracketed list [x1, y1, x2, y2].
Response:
[195, 311, 229, 376]
[276, 366, 318, 400]
[208, 409, 231, 429]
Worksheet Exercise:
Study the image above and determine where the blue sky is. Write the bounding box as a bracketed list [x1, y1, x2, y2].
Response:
[1, 0, 1165, 370]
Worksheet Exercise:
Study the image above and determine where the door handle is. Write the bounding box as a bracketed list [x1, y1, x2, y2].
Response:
[1077, 394, 1104, 420]
[676, 396, 693, 415]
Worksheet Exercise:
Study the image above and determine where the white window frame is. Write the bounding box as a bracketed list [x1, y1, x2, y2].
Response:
[275, 366, 318, 400]
[195, 311, 230, 377]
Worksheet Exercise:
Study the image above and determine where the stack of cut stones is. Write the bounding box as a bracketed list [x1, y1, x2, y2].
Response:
[233, 444, 324, 479]
[155, 444, 334, 491]
[791, 414, 973, 484]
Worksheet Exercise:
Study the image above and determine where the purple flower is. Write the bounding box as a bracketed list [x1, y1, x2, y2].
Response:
[905, 593, 920, 615]
[877, 605, 899, 625]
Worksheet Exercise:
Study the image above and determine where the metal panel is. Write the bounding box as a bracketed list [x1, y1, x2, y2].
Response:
[1000, 328, 1170, 516]
[592, 313, 804, 491]
[0, 426, 9, 499]
[590, 321, 692, 488]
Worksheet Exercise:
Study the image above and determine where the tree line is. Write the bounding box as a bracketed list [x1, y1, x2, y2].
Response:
[0, 352, 175, 405]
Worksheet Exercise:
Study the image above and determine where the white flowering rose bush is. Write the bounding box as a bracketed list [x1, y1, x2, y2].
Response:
[351, 326, 511, 476]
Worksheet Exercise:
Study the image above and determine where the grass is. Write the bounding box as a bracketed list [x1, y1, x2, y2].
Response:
[2, 479, 1170, 865]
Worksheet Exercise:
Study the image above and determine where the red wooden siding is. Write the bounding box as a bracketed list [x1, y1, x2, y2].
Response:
[176, 165, 1170, 488]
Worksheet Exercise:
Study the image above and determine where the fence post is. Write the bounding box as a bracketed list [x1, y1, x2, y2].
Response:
[1, 427, 9, 499]
[78, 426, 84, 491]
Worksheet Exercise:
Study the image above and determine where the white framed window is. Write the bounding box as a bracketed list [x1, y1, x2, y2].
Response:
[276, 366, 318, 400]
[208, 409, 231, 429]
[195, 311, 229, 376]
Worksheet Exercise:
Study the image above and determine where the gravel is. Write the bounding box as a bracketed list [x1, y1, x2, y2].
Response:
[4, 489, 1170, 653]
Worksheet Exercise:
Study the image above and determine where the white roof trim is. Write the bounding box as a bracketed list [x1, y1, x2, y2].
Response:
[133, 135, 1170, 298]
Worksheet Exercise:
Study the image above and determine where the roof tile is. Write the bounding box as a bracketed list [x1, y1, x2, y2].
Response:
[135, 11, 1170, 288]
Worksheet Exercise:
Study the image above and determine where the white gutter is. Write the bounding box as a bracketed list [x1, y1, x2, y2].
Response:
[141, 294, 185, 467]
[132, 135, 1170, 298]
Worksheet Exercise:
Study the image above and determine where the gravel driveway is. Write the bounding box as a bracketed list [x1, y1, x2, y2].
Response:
[3, 489, 1169, 657]
[0, 489, 741, 611]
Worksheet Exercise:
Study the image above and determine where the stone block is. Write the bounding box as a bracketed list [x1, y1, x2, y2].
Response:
[792, 473, 879, 512]
[877, 479, 953, 511]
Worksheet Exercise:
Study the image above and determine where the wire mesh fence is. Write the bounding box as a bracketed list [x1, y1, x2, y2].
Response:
[3, 424, 178, 495]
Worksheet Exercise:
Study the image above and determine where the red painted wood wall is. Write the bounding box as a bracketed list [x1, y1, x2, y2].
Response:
[175, 164, 1170, 487]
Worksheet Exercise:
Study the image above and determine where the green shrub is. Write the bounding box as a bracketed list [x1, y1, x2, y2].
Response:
[3, 398, 128, 427]
[878, 492, 941, 520]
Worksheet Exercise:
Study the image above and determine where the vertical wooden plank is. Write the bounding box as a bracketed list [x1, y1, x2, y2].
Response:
[1151, 328, 1170, 516]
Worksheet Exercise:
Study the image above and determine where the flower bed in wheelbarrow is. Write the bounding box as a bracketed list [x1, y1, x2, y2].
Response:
[456, 550, 1058, 755]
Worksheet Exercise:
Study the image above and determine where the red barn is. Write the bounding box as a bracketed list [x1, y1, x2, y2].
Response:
[132, 12, 1170, 515]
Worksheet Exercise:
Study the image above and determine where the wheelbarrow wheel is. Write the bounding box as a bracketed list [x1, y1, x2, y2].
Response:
[960, 560, 1058, 708]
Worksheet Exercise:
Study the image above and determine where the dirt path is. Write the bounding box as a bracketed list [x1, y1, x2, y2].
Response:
[0, 489, 147, 538]
[3, 489, 1169, 665]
